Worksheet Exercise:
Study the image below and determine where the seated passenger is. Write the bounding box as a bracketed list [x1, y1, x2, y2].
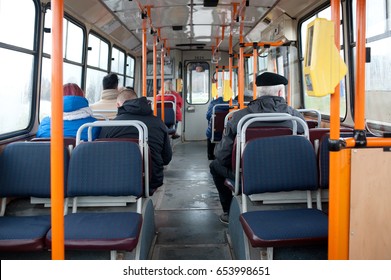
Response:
[99, 88, 172, 191]
[36, 83, 100, 141]
[207, 82, 254, 160]
[157, 80, 183, 139]
[209, 72, 306, 225]
[90, 73, 120, 119]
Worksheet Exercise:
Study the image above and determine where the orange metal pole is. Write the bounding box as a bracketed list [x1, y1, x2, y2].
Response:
[142, 17, 147, 97]
[160, 45, 165, 121]
[252, 46, 257, 100]
[344, 137, 391, 148]
[51, 0, 64, 260]
[241, 41, 285, 48]
[237, 14, 245, 108]
[355, 0, 366, 130]
[329, 0, 349, 260]
[153, 35, 158, 116]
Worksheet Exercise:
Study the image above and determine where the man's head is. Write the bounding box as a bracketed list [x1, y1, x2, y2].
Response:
[255, 72, 288, 98]
[163, 80, 174, 92]
[103, 73, 119, 90]
[116, 87, 138, 107]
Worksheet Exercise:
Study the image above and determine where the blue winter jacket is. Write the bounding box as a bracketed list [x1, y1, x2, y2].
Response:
[36, 96, 100, 141]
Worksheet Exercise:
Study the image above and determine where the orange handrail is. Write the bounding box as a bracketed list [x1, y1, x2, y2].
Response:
[252, 46, 257, 100]
[51, 0, 65, 260]
[355, 0, 367, 131]
[153, 35, 158, 116]
[142, 17, 147, 97]
[329, 0, 349, 260]
[160, 47, 165, 121]
[345, 137, 391, 148]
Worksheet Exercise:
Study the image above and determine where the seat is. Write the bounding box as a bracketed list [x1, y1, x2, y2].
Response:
[225, 113, 307, 196]
[45, 141, 154, 259]
[157, 101, 177, 135]
[239, 135, 328, 259]
[30, 137, 76, 152]
[210, 104, 230, 143]
[298, 109, 322, 129]
[74, 120, 150, 206]
[0, 142, 69, 251]
[309, 127, 353, 155]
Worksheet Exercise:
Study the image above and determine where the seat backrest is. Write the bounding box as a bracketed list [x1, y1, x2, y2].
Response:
[30, 137, 76, 148]
[157, 101, 176, 127]
[67, 141, 143, 198]
[318, 131, 354, 189]
[0, 142, 69, 198]
[211, 111, 230, 142]
[242, 135, 318, 196]
[210, 104, 230, 142]
[231, 126, 293, 171]
[95, 137, 153, 184]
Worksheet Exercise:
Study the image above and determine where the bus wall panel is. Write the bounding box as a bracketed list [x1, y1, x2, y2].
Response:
[349, 148, 391, 260]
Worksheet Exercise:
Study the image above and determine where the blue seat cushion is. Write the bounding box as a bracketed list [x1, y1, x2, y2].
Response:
[46, 212, 142, 251]
[0, 215, 51, 251]
[240, 208, 328, 247]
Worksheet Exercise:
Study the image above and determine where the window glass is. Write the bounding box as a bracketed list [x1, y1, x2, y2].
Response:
[85, 33, 109, 103]
[300, 5, 346, 117]
[0, 0, 35, 49]
[0, 0, 36, 136]
[87, 33, 109, 70]
[352, 0, 391, 126]
[0, 49, 34, 134]
[186, 62, 210, 104]
[126, 55, 135, 87]
[65, 20, 84, 63]
[85, 68, 106, 104]
[40, 11, 84, 121]
[111, 46, 125, 86]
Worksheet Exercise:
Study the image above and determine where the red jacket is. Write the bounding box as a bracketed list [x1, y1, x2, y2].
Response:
[156, 90, 183, 121]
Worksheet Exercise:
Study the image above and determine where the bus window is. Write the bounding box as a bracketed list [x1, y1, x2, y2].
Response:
[299, 5, 347, 118]
[111, 46, 126, 87]
[85, 33, 109, 104]
[125, 55, 135, 88]
[352, 0, 391, 127]
[0, 0, 36, 136]
[40, 10, 84, 121]
[186, 62, 210, 104]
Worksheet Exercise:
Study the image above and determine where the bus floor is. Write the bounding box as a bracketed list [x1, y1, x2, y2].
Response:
[150, 140, 232, 260]
[151, 140, 327, 260]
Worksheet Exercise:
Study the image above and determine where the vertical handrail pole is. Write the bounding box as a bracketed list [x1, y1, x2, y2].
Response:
[160, 41, 165, 121]
[355, 0, 366, 130]
[51, 0, 65, 260]
[252, 46, 257, 100]
[329, 0, 349, 259]
[153, 34, 158, 116]
[142, 13, 147, 97]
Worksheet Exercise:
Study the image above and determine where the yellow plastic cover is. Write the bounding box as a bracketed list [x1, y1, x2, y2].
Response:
[303, 18, 347, 97]
[223, 80, 233, 101]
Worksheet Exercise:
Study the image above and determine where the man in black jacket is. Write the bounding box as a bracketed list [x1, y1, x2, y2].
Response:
[99, 89, 172, 191]
[210, 72, 306, 224]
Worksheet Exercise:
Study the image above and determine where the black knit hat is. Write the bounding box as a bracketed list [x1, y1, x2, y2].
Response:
[256, 72, 288, 86]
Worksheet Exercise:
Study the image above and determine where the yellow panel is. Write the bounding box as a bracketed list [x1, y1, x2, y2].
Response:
[303, 18, 347, 97]
[223, 80, 233, 101]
